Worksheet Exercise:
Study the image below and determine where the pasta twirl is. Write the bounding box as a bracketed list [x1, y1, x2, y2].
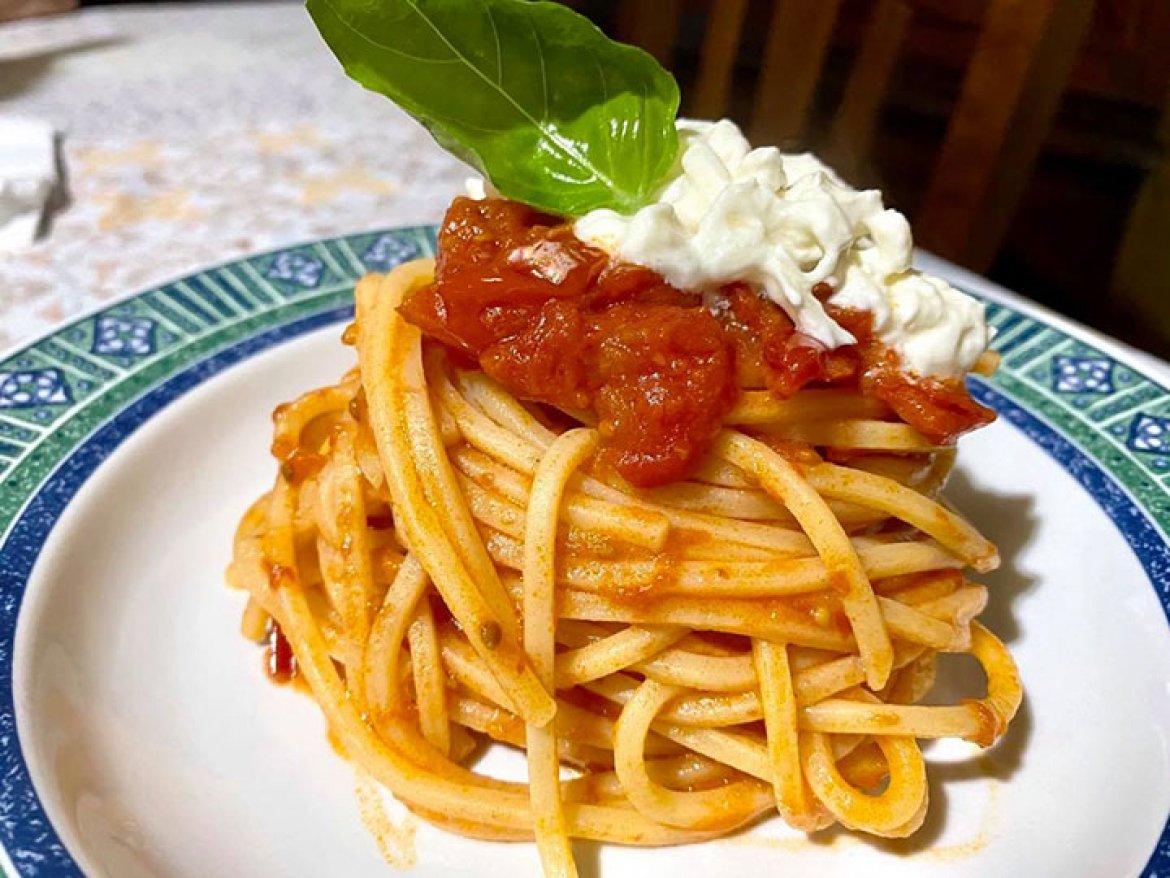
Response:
[226, 260, 1022, 872]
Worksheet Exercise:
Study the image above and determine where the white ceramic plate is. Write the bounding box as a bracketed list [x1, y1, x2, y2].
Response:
[2, 229, 1168, 877]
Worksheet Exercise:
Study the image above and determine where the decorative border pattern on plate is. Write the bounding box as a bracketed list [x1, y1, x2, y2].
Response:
[0, 227, 1166, 877]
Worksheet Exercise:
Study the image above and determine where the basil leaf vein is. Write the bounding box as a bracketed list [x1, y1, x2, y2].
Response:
[307, 0, 681, 216]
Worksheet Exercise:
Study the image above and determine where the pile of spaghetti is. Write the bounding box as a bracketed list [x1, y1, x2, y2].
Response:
[227, 258, 1022, 872]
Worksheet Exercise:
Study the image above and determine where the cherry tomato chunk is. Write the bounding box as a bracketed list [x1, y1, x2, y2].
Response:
[398, 197, 994, 486]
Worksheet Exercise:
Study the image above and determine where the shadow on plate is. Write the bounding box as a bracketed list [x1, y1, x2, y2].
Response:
[944, 466, 1040, 645]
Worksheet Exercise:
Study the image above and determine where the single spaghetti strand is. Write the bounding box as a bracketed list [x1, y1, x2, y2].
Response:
[523, 428, 599, 877]
[752, 638, 827, 831]
[800, 727, 928, 836]
[407, 596, 450, 756]
[555, 626, 687, 687]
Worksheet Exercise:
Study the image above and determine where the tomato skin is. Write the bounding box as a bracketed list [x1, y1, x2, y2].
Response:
[398, 197, 994, 486]
[861, 364, 996, 444]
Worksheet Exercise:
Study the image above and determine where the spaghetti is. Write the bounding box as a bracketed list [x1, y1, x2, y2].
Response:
[227, 257, 1021, 875]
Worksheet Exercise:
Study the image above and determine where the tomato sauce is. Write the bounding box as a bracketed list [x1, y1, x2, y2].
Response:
[264, 618, 298, 684]
[399, 197, 994, 487]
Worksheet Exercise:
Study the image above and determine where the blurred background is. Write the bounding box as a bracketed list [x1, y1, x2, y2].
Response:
[3, 0, 1170, 360]
[577, 0, 1170, 360]
[573, 0, 1170, 360]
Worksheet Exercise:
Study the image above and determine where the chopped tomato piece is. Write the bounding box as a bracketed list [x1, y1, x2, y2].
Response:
[398, 197, 994, 485]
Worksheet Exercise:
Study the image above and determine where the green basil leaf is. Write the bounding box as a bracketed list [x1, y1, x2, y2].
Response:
[306, 0, 680, 216]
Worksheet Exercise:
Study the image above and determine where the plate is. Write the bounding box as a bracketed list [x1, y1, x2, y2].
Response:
[1, 228, 1168, 877]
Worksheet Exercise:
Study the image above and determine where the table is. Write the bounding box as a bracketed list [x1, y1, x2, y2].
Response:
[0, 1, 467, 353]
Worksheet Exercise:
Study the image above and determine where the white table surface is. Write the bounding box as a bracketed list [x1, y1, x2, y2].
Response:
[1, 1, 1167, 384]
[0, 1, 467, 353]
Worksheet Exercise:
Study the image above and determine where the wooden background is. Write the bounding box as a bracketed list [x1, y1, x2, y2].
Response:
[580, 0, 1170, 358]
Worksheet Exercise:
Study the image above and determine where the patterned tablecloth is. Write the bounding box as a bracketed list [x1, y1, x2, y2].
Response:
[0, 1, 468, 353]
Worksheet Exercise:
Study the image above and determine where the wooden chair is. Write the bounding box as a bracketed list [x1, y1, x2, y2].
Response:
[1112, 93, 1170, 349]
[615, 0, 1095, 275]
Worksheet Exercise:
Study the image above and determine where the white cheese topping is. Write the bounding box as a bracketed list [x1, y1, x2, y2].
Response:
[573, 119, 988, 377]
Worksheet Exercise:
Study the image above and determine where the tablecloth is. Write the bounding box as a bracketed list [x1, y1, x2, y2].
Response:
[0, 1, 467, 353]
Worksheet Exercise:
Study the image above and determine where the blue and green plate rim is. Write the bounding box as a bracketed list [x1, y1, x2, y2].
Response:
[0, 226, 1167, 876]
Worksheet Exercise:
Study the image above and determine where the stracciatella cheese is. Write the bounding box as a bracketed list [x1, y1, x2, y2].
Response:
[573, 119, 987, 378]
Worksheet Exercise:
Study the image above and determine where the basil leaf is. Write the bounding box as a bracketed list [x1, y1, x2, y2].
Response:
[307, 0, 680, 216]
